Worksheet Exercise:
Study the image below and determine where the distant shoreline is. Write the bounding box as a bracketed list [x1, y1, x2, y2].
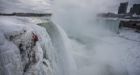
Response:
[97, 12, 140, 20]
[0, 12, 52, 17]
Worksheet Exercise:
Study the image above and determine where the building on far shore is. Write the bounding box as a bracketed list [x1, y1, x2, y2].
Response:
[118, 2, 128, 14]
[129, 4, 140, 15]
[118, 2, 140, 15]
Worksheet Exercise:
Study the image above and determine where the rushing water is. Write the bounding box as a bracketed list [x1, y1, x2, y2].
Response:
[39, 21, 77, 75]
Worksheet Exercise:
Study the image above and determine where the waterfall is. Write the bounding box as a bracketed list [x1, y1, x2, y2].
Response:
[39, 21, 77, 75]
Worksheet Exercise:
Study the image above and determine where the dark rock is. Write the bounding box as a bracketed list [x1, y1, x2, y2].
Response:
[0, 12, 52, 17]
[119, 20, 140, 31]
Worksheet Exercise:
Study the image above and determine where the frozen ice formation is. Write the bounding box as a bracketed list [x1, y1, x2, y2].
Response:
[0, 17, 53, 75]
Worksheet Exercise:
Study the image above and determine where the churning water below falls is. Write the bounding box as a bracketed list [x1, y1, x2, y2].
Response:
[52, 17, 140, 75]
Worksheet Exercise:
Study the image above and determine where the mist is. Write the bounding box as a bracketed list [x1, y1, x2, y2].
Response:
[52, 0, 140, 75]
[52, 0, 125, 35]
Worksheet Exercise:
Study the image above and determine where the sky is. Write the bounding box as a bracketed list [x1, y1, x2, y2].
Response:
[0, 0, 52, 13]
[52, 0, 140, 14]
[0, 0, 139, 13]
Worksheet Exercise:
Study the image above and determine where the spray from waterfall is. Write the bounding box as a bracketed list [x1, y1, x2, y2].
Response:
[52, 0, 140, 75]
